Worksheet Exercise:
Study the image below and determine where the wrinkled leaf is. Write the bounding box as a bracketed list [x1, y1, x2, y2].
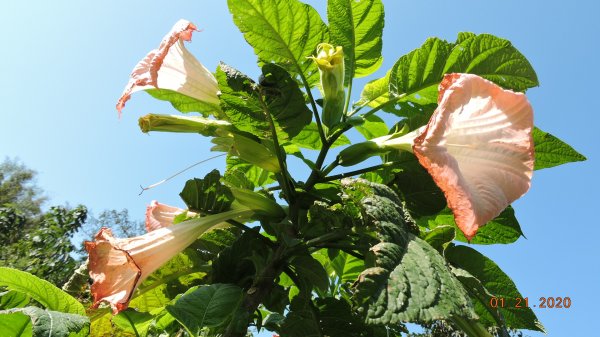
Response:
[228, 0, 328, 87]
[179, 169, 234, 214]
[328, 0, 384, 80]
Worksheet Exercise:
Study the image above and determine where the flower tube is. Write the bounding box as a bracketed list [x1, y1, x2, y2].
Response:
[86, 208, 252, 313]
[348, 73, 534, 240]
[116, 19, 219, 115]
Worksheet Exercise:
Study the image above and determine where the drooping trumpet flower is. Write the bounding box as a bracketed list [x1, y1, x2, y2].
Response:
[86, 207, 251, 313]
[116, 19, 219, 115]
[339, 73, 534, 239]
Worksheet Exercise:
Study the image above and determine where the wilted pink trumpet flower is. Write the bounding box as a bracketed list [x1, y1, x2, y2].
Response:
[375, 73, 534, 240]
[116, 19, 219, 115]
[86, 208, 252, 313]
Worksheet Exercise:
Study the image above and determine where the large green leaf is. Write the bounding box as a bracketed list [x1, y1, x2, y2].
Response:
[389, 37, 453, 115]
[363, 33, 538, 117]
[1, 307, 89, 337]
[217, 63, 312, 141]
[422, 207, 524, 245]
[355, 114, 388, 140]
[179, 170, 234, 214]
[344, 180, 475, 324]
[228, 0, 328, 87]
[444, 34, 539, 92]
[445, 245, 544, 332]
[166, 284, 243, 336]
[146, 89, 221, 117]
[328, 0, 384, 79]
[289, 122, 350, 150]
[225, 155, 276, 188]
[0, 312, 31, 337]
[533, 127, 586, 170]
[112, 309, 155, 337]
[0, 268, 85, 316]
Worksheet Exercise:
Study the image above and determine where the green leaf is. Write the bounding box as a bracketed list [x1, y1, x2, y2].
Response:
[228, 0, 328, 87]
[451, 266, 511, 334]
[444, 33, 539, 92]
[316, 297, 368, 337]
[0, 268, 85, 316]
[422, 207, 524, 245]
[146, 89, 221, 117]
[226, 155, 275, 188]
[1, 307, 89, 337]
[0, 312, 31, 337]
[445, 245, 544, 332]
[289, 122, 350, 150]
[279, 294, 321, 337]
[166, 284, 243, 336]
[112, 309, 154, 337]
[290, 255, 330, 292]
[179, 170, 234, 214]
[217, 63, 312, 141]
[368, 33, 538, 117]
[356, 70, 391, 110]
[355, 114, 388, 140]
[422, 225, 455, 254]
[533, 127, 586, 170]
[0, 291, 29, 310]
[330, 251, 364, 283]
[389, 37, 453, 116]
[344, 180, 475, 324]
[328, 0, 384, 80]
[389, 152, 446, 217]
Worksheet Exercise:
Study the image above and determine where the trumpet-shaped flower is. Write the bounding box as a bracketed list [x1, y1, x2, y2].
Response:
[145, 200, 199, 232]
[116, 19, 219, 115]
[86, 208, 252, 313]
[374, 73, 534, 240]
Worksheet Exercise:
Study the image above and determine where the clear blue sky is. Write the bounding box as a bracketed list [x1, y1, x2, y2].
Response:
[1, 1, 598, 336]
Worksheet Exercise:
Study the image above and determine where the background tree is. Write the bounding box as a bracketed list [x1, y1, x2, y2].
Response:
[0, 158, 87, 286]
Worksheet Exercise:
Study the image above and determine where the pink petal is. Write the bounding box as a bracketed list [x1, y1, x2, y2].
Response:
[116, 19, 218, 115]
[413, 73, 534, 240]
[145, 200, 190, 232]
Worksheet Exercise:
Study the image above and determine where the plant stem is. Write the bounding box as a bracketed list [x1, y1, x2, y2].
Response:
[257, 92, 295, 203]
[319, 162, 396, 183]
[299, 74, 327, 146]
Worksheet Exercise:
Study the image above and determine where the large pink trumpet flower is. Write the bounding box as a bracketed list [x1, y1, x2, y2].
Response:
[376, 73, 534, 240]
[116, 19, 219, 115]
[85, 208, 252, 313]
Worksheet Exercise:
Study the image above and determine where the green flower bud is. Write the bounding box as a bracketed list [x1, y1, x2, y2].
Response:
[337, 141, 385, 167]
[232, 134, 281, 173]
[309, 43, 346, 129]
[138, 114, 232, 136]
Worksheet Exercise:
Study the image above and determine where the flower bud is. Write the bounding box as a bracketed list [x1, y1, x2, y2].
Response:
[309, 43, 345, 129]
[138, 114, 232, 136]
[337, 141, 385, 167]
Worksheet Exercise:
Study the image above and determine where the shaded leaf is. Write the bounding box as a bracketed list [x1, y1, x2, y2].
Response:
[166, 284, 243, 336]
[179, 170, 234, 214]
[113, 309, 154, 337]
[343, 180, 475, 324]
[422, 207, 524, 245]
[445, 244, 544, 332]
